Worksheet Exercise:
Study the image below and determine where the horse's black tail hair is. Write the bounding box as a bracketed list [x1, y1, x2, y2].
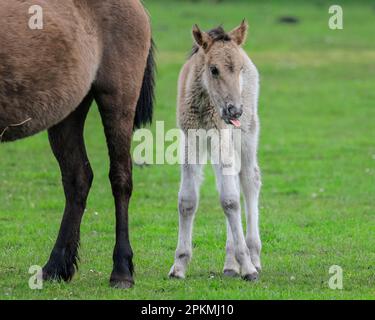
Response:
[134, 39, 156, 129]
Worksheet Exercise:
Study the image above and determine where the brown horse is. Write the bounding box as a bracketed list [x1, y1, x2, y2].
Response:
[0, 0, 155, 289]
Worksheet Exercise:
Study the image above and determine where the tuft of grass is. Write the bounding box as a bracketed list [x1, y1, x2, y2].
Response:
[0, 0, 374, 300]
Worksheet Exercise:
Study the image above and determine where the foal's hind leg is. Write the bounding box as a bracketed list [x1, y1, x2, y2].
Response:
[43, 93, 94, 282]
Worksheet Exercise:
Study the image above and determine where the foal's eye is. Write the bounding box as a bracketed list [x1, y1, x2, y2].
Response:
[210, 66, 220, 77]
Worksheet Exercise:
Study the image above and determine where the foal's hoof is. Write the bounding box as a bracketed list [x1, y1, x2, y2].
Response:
[243, 272, 259, 282]
[168, 265, 185, 279]
[223, 269, 240, 277]
[110, 279, 134, 289]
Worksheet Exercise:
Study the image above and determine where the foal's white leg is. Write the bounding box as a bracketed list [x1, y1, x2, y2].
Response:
[215, 169, 240, 276]
[240, 129, 262, 271]
[240, 163, 262, 272]
[214, 165, 258, 280]
[223, 220, 241, 276]
[169, 164, 202, 279]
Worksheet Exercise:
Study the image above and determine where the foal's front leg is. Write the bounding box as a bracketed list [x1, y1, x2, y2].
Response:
[215, 165, 240, 277]
[169, 164, 202, 279]
[239, 131, 262, 272]
[214, 165, 258, 281]
[223, 221, 241, 277]
[240, 163, 262, 272]
[43, 93, 93, 281]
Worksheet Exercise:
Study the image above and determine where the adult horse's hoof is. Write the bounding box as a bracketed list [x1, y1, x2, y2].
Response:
[223, 269, 240, 277]
[110, 279, 134, 289]
[42, 262, 75, 282]
[42, 247, 78, 282]
[243, 272, 259, 282]
[110, 271, 134, 289]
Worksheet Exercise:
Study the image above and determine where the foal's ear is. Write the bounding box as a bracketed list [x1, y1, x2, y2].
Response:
[229, 19, 249, 46]
[192, 24, 212, 52]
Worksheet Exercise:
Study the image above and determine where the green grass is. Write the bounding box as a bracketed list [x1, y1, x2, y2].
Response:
[1, 0, 374, 299]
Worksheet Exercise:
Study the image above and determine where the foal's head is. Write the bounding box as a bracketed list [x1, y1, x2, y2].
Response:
[192, 21, 249, 127]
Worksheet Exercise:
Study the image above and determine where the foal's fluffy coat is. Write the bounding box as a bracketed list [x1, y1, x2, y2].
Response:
[170, 22, 262, 280]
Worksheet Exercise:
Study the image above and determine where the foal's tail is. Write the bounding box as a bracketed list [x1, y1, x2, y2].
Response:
[134, 39, 156, 129]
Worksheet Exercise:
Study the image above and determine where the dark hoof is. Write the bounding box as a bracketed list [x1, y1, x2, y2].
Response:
[42, 263, 75, 282]
[110, 270, 134, 289]
[42, 247, 78, 282]
[223, 269, 240, 277]
[110, 278, 134, 289]
[243, 272, 259, 282]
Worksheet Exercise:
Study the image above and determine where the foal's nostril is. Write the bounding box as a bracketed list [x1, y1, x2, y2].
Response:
[227, 104, 236, 116]
[227, 104, 242, 118]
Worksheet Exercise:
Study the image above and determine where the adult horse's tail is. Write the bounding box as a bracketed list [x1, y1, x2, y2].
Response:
[134, 39, 156, 129]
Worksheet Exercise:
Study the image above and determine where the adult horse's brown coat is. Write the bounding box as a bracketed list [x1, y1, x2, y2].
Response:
[0, 0, 155, 288]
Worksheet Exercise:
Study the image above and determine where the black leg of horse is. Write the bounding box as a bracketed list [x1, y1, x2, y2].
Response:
[95, 92, 136, 289]
[43, 93, 94, 281]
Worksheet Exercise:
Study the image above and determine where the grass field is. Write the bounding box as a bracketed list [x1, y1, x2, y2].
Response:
[1, 0, 374, 300]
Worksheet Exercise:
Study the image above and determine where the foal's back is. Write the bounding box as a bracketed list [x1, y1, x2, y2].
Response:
[0, 0, 100, 141]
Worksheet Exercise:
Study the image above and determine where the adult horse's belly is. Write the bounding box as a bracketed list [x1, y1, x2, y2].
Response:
[0, 0, 101, 142]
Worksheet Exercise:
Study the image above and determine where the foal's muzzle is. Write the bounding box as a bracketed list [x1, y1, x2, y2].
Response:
[222, 104, 243, 127]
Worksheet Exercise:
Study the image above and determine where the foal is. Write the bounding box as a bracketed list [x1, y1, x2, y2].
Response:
[169, 21, 262, 281]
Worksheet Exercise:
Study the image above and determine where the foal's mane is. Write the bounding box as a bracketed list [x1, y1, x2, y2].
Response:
[189, 26, 232, 58]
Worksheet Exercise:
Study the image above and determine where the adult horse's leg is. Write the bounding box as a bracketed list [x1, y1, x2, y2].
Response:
[169, 162, 203, 279]
[97, 98, 134, 288]
[43, 93, 94, 281]
[90, 0, 152, 289]
[214, 164, 259, 281]
[94, 92, 137, 289]
[93, 57, 151, 288]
